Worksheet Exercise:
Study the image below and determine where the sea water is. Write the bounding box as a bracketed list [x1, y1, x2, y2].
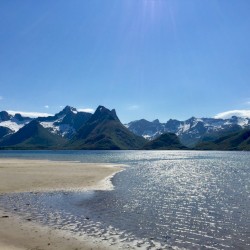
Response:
[0, 150, 249, 249]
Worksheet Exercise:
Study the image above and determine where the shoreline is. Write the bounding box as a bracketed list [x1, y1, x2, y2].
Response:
[0, 158, 124, 250]
[0, 158, 124, 194]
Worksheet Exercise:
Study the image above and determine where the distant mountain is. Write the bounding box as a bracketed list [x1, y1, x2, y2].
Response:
[143, 133, 187, 150]
[0, 106, 92, 141]
[0, 111, 32, 139]
[126, 116, 250, 147]
[0, 120, 66, 149]
[195, 129, 250, 151]
[37, 106, 92, 139]
[69, 106, 146, 150]
[125, 119, 164, 139]
[0, 111, 11, 121]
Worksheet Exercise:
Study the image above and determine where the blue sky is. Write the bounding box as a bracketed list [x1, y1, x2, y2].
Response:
[1, 0, 250, 122]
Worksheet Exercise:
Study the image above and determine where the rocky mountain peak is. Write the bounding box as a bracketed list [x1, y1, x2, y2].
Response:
[93, 106, 119, 122]
[0, 111, 11, 122]
[13, 113, 32, 121]
[186, 116, 197, 123]
[61, 106, 77, 115]
[153, 119, 160, 124]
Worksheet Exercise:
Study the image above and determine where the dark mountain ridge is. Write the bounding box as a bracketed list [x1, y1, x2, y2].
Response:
[0, 120, 66, 149]
[68, 106, 146, 150]
[195, 129, 250, 151]
[143, 133, 187, 150]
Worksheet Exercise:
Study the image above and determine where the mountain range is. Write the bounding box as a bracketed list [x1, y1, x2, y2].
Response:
[126, 116, 250, 147]
[0, 106, 146, 150]
[0, 105, 249, 150]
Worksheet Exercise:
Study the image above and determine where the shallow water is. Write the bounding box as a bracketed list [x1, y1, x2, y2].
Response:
[0, 150, 250, 249]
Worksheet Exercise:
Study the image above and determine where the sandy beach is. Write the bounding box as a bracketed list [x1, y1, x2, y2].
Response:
[0, 158, 123, 250]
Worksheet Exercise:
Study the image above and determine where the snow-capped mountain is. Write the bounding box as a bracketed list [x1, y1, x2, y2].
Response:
[0, 111, 32, 139]
[124, 119, 164, 139]
[0, 106, 92, 140]
[36, 106, 92, 139]
[126, 116, 250, 147]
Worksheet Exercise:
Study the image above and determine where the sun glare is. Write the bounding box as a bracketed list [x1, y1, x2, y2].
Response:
[142, 0, 164, 22]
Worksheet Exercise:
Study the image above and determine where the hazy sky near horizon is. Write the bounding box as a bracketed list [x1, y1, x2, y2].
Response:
[1, 0, 250, 122]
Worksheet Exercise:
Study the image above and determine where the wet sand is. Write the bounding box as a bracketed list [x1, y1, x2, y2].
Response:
[0, 209, 120, 250]
[0, 158, 123, 250]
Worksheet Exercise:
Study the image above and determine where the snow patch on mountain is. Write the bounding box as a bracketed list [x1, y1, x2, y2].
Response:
[236, 117, 249, 126]
[180, 123, 191, 133]
[39, 112, 73, 138]
[0, 120, 26, 132]
[40, 121, 76, 138]
[40, 122, 59, 134]
[0, 115, 31, 134]
[37, 106, 92, 138]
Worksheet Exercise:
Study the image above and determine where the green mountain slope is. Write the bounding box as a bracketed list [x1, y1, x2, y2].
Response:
[0, 120, 67, 149]
[68, 106, 146, 149]
[143, 133, 187, 150]
[195, 129, 250, 150]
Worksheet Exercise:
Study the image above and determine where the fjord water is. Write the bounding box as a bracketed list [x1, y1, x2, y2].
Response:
[0, 151, 249, 249]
